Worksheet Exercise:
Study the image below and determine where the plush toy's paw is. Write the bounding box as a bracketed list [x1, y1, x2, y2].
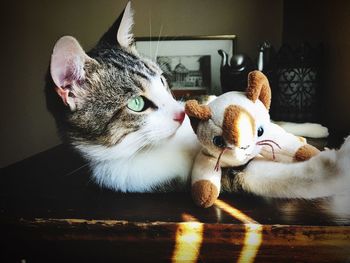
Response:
[294, 144, 320, 162]
[192, 180, 219, 208]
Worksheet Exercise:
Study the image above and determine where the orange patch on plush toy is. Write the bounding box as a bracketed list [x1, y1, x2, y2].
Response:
[223, 105, 255, 147]
[246, 70, 271, 110]
[294, 144, 320, 162]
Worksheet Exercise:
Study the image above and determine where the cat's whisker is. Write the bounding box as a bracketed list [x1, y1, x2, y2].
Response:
[128, 138, 156, 161]
[129, 130, 160, 149]
[154, 24, 163, 61]
[150, 128, 178, 139]
[178, 97, 185, 103]
[122, 134, 151, 157]
[139, 142, 156, 157]
[64, 163, 89, 177]
[149, 11, 152, 60]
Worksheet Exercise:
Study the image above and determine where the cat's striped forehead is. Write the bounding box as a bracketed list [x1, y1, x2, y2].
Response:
[91, 47, 161, 82]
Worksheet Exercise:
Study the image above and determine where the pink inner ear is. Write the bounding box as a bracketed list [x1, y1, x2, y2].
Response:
[59, 58, 85, 88]
[55, 87, 70, 106]
[50, 36, 87, 90]
[52, 54, 85, 89]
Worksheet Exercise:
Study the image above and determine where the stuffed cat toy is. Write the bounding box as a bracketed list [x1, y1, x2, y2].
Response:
[185, 71, 332, 208]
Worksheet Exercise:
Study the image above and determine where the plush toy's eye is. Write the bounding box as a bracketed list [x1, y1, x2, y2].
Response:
[257, 126, 264, 137]
[213, 136, 226, 148]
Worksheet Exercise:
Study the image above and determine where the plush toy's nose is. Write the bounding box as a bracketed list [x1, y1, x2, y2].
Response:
[223, 105, 255, 148]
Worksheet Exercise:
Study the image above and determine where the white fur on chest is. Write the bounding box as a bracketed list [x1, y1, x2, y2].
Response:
[76, 117, 200, 192]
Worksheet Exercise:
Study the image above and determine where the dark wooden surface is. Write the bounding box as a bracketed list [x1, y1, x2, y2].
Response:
[1, 139, 350, 262]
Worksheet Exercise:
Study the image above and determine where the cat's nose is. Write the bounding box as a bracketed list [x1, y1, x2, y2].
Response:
[173, 111, 186, 124]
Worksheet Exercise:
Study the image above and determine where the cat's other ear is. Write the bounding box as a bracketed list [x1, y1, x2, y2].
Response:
[50, 36, 96, 111]
[98, 1, 134, 49]
[117, 1, 134, 48]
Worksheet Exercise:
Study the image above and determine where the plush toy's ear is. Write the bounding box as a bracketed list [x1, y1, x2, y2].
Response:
[246, 70, 271, 110]
[185, 100, 212, 120]
[185, 100, 212, 133]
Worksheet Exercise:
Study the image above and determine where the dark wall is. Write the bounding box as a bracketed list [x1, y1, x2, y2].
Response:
[283, 0, 350, 135]
[0, 0, 283, 167]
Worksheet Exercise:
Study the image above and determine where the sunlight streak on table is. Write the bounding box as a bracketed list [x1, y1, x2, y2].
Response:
[172, 215, 203, 263]
[215, 199, 263, 263]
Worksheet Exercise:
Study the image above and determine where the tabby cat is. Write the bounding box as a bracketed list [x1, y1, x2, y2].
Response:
[46, 2, 199, 192]
[46, 2, 350, 197]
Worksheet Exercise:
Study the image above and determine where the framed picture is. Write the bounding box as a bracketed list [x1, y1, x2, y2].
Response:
[135, 35, 236, 97]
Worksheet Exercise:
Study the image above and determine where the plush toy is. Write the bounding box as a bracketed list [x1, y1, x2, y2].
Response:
[185, 70, 320, 208]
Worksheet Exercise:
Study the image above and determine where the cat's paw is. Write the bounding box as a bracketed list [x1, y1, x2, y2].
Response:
[338, 135, 350, 154]
[336, 135, 350, 175]
[192, 180, 219, 208]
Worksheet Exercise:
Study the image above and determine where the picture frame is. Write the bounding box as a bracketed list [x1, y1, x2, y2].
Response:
[135, 35, 236, 97]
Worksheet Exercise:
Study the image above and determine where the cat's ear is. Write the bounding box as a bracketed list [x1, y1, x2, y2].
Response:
[98, 1, 134, 49]
[117, 1, 134, 48]
[50, 36, 95, 111]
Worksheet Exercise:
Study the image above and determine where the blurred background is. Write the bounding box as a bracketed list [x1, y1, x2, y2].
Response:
[1, 0, 349, 167]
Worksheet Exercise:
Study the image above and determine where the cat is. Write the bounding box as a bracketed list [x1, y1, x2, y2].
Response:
[46, 2, 200, 192]
[46, 2, 350, 197]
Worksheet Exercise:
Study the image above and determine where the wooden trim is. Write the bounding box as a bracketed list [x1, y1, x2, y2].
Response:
[135, 35, 237, 55]
[2, 218, 350, 261]
[135, 35, 236, 42]
[3, 218, 350, 246]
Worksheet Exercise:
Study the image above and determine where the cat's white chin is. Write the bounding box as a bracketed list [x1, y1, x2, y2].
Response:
[75, 116, 200, 192]
[163, 122, 186, 139]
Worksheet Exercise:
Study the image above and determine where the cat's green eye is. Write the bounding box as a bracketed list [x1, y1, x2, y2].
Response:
[127, 96, 146, 112]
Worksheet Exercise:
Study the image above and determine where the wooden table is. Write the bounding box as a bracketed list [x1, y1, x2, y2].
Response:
[1, 140, 350, 262]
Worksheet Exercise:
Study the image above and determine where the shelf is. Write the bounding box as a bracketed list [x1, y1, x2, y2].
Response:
[1, 140, 349, 262]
